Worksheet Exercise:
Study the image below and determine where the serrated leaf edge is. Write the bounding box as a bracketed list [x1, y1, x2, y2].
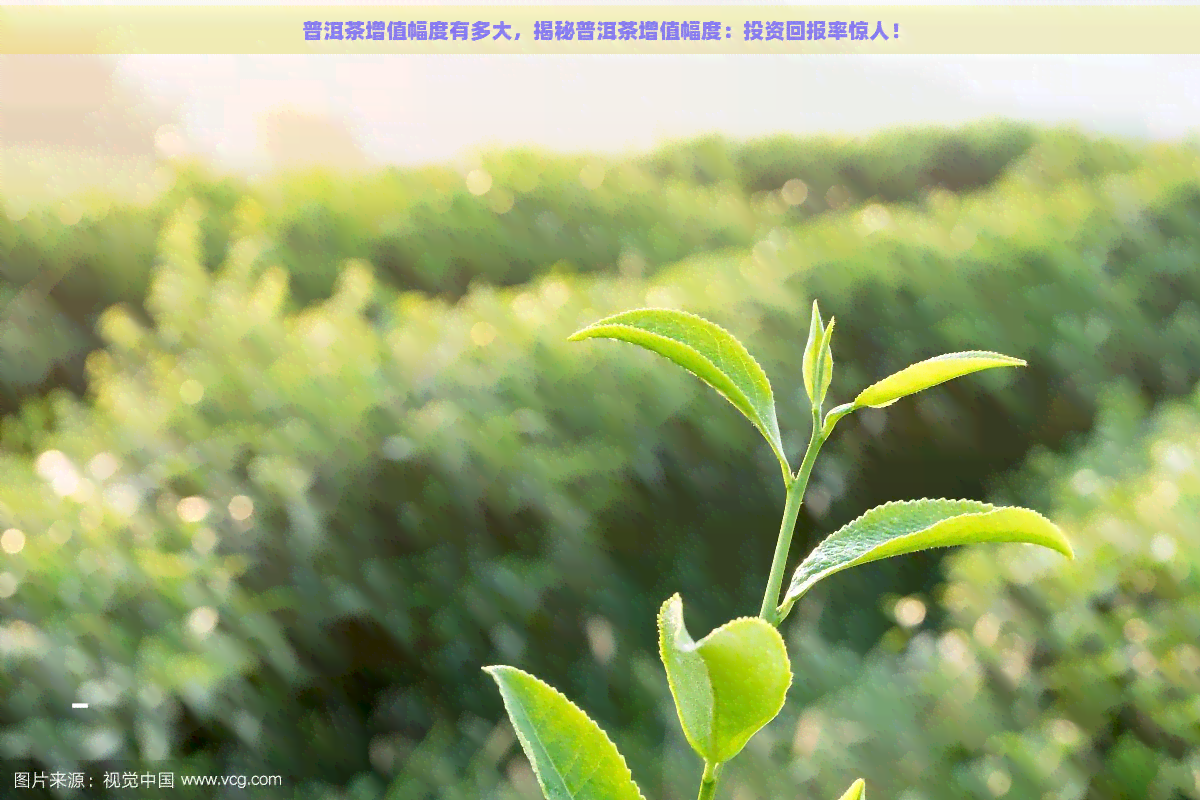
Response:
[484, 664, 648, 800]
[658, 596, 793, 763]
[780, 498, 1073, 613]
[570, 308, 787, 471]
[854, 350, 1027, 408]
[658, 594, 712, 757]
[700, 615, 793, 763]
[569, 308, 778, 406]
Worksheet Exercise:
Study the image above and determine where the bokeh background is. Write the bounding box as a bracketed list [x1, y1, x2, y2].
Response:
[2, 51, 1200, 800]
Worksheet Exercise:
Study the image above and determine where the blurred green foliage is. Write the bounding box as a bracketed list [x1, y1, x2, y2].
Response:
[0, 124, 1198, 799]
[639, 121, 1039, 197]
[0, 121, 1042, 415]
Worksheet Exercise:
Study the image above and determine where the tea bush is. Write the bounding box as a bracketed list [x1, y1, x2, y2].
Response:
[2, 128, 1199, 799]
[0, 121, 1054, 413]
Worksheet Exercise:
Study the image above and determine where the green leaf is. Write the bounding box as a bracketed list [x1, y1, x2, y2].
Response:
[657, 594, 792, 764]
[853, 351, 1026, 409]
[836, 779, 866, 800]
[816, 317, 836, 407]
[484, 665, 646, 800]
[801, 300, 825, 406]
[570, 308, 788, 475]
[779, 499, 1073, 616]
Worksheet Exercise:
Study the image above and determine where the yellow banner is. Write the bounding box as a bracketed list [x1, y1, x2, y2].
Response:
[1, 5, 1197, 55]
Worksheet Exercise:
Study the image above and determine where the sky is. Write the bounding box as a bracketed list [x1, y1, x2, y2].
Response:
[114, 53, 1200, 172]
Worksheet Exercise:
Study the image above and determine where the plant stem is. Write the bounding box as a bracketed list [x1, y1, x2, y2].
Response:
[700, 413, 829, 800]
[696, 761, 721, 800]
[758, 410, 826, 626]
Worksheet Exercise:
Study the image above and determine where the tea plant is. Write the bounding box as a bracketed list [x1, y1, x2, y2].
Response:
[485, 302, 1074, 800]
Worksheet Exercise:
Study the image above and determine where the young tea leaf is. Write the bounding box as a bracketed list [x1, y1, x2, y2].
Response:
[484, 665, 647, 800]
[658, 594, 792, 764]
[854, 351, 1026, 409]
[816, 317, 836, 407]
[570, 309, 789, 477]
[779, 499, 1073, 616]
[801, 300, 825, 407]
[836, 779, 866, 800]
